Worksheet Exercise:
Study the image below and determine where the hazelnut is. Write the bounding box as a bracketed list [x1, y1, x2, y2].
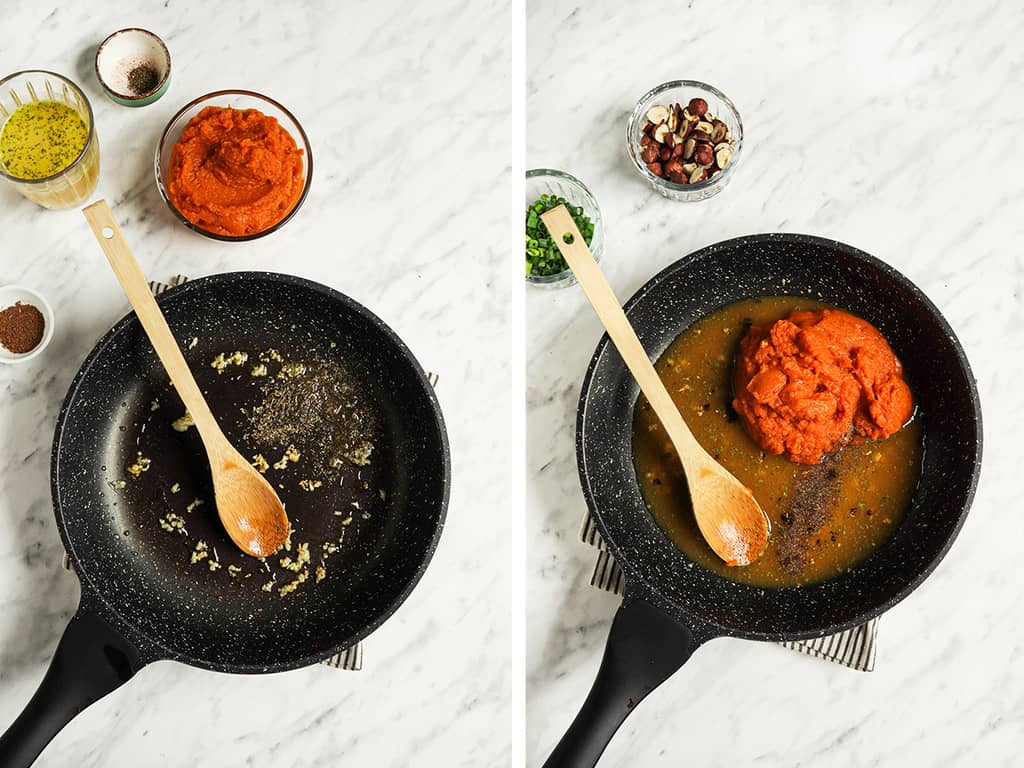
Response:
[688, 97, 709, 117]
[710, 120, 728, 144]
[646, 105, 670, 124]
[642, 121, 655, 135]
[694, 121, 714, 137]
[682, 107, 694, 122]
[664, 132, 676, 148]
[641, 146, 659, 164]
[715, 145, 733, 168]
[694, 144, 714, 166]
[677, 120, 693, 140]
[666, 109, 678, 132]
[669, 171, 687, 184]
[688, 167, 708, 183]
[681, 162, 698, 175]
[659, 146, 672, 161]
[664, 159, 684, 176]
[653, 122, 671, 144]
[682, 137, 697, 160]
[647, 162, 663, 177]
[671, 142, 684, 158]
[640, 134, 655, 147]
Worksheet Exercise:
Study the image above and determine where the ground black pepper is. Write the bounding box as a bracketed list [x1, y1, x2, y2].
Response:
[0, 301, 45, 353]
[127, 64, 159, 96]
[776, 453, 842, 575]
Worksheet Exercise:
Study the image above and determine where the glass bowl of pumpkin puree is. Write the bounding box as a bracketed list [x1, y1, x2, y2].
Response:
[155, 90, 312, 241]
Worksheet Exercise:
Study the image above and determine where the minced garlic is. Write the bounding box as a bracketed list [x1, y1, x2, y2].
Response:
[211, 350, 248, 374]
[159, 512, 186, 534]
[251, 454, 269, 473]
[191, 541, 208, 563]
[127, 452, 151, 478]
[278, 570, 308, 596]
[299, 479, 322, 492]
[171, 411, 194, 432]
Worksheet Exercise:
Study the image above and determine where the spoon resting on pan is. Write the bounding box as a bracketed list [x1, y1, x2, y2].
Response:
[83, 199, 290, 557]
[541, 204, 769, 566]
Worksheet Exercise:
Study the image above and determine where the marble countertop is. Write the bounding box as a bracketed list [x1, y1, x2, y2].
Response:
[0, 2, 515, 766]
[527, 2, 1024, 766]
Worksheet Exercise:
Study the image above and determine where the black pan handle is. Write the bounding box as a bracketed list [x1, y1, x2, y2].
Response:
[543, 596, 713, 768]
[0, 607, 145, 767]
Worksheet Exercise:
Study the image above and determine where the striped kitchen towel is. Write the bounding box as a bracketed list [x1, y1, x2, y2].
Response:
[580, 513, 879, 672]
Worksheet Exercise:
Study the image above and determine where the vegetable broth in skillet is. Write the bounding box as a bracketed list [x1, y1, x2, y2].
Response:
[632, 296, 923, 588]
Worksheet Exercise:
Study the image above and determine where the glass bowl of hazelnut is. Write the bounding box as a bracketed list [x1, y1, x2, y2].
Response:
[626, 80, 743, 202]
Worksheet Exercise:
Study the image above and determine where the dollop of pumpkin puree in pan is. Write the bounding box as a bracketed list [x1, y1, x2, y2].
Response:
[167, 106, 304, 237]
[733, 309, 913, 464]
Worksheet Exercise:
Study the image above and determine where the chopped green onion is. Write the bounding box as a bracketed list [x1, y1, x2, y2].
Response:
[525, 193, 595, 278]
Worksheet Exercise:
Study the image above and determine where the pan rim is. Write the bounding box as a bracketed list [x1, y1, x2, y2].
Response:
[50, 271, 451, 672]
[575, 232, 983, 642]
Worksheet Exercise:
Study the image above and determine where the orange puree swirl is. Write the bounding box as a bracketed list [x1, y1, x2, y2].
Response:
[167, 106, 304, 237]
[732, 308, 913, 464]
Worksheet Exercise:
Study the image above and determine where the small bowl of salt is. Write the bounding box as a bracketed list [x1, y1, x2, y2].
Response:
[95, 28, 171, 107]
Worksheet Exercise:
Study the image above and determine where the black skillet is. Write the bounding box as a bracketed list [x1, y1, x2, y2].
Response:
[0, 272, 450, 767]
[544, 234, 982, 767]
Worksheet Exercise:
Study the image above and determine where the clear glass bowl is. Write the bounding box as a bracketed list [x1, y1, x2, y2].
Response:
[155, 89, 312, 242]
[0, 70, 100, 209]
[626, 80, 743, 202]
[525, 169, 604, 289]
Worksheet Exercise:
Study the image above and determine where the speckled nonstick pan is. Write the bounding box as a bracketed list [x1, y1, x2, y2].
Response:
[545, 234, 982, 767]
[0, 272, 449, 767]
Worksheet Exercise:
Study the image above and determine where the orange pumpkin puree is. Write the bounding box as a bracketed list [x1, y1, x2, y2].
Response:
[733, 308, 913, 464]
[167, 106, 304, 237]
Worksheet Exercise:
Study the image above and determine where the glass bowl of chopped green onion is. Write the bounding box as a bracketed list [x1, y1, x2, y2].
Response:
[526, 169, 603, 288]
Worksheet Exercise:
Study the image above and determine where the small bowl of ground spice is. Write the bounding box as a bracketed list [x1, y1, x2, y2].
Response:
[95, 28, 171, 107]
[0, 285, 53, 363]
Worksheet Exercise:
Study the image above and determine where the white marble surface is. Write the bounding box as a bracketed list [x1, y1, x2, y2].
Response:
[527, 2, 1024, 766]
[0, 1, 517, 766]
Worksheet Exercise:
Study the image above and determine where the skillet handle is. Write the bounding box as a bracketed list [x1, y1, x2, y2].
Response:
[542, 597, 709, 768]
[0, 608, 145, 767]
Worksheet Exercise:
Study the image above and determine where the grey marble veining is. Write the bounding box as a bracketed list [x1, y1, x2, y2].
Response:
[527, 1, 1024, 766]
[0, 1, 516, 766]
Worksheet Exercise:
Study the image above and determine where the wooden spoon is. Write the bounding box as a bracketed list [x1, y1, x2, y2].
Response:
[541, 204, 769, 566]
[83, 199, 290, 557]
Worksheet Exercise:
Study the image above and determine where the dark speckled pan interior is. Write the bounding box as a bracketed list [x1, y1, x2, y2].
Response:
[51, 272, 449, 672]
[577, 234, 982, 641]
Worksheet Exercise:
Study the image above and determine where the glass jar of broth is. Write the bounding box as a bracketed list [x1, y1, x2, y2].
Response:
[0, 70, 100, 209]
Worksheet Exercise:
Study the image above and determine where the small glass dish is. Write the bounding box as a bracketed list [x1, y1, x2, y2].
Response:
[626, 80, 743, 202]
[0, 70, 100, 209]
[525, 169, 604, 289]
[154, 89, 312, 242]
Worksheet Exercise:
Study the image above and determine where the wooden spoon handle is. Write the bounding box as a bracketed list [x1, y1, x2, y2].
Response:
[541, 205, 701, 459]
[82, 200, 220, 443]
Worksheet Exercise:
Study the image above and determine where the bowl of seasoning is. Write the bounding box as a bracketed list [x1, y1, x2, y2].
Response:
[526, 169, 603, 288]
[0, 285, 54, 363]
[155, 90, 312, 241]
[95, 28, 171, 107]
[626, 80, 743, 202]
[0, 70, 100, 209]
